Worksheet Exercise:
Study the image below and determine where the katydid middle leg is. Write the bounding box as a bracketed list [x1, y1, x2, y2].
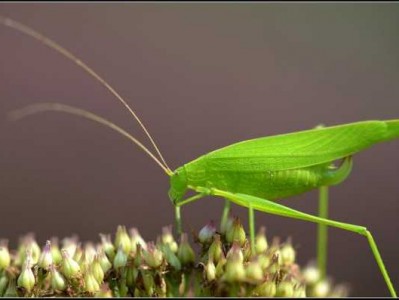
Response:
[220, 199, 231, 233]
[220, 198, 256, 253]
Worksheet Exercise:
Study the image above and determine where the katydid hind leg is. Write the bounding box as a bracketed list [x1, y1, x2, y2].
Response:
[209, 188, 397, 297]
[317, 186, 329, 279]
[316, 155, 352, 278]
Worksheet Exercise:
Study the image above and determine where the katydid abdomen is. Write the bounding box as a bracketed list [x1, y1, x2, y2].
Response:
[183, 158, 352, 200]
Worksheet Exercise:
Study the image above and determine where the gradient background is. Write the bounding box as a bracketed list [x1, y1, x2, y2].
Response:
[0, 3, 398, 296]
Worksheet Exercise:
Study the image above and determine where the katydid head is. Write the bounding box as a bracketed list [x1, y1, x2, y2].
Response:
[168, 167, 188, 205]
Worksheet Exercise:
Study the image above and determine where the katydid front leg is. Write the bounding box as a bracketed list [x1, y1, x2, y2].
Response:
[174, 192, 208, 235]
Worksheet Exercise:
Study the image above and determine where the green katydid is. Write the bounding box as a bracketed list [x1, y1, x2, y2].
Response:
[1, 17, 398, 297]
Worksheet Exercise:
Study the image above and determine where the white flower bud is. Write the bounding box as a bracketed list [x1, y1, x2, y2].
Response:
[97, 249, 112, 273]
[115, 226, 131, 254]
[130, 228, 147, 254]
[143, 242, 163, 269]
[113, 246, 128, 269]
[205, 259, 216, 281]
[100, 234, 115, 261]
[83, 243, 97, 264]
[226, 218, 246, 246]
[254, 280, 277, 297]
[92, 255, 105, 283]
[312, 279, 331, 297]
[17, 256, 35, 292]
[280, 240, 296, 266]
[84, 267, 100, 294]
[276, 280, 294, 297]
[50, 238, 62, 264]
[303, 264, 321, 285]
[38, 240, 53, 270]
[226, 242, 244, 264]
[293, 285, 306, 298]
[61, 249, 81, 279]
[50, 264, 66, 291]
[177, 233, 195, 266]
[222, 258, 245, 282]
[198, 221, 216, 244]
[0, 246, 11, 270]
[255, 227, 268, 254]
[246, 257, 264, 281]
[208, 234, 224, 264]
[62, 236, 79, 258]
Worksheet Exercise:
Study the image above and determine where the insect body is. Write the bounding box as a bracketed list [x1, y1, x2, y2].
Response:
[170, 120, 397, 202]
[1, 17, 398, 297]
[170, 132, 354, 204]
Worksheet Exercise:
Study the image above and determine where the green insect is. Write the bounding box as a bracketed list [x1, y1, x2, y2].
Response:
[1, 17, 398, 297]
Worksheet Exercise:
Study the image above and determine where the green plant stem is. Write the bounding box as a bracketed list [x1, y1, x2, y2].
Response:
[317, 186, 328, 279]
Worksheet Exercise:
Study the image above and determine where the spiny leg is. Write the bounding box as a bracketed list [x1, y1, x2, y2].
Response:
[317, 185, 329, 279]
[210, 188, 397, 297]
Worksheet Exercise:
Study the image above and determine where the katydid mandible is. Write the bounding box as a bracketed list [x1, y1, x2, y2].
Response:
[1, 17, 398, 297]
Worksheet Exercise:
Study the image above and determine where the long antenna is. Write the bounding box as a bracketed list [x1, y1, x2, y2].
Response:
[0, 16, 172, 173]
[8, 102, 173, 176]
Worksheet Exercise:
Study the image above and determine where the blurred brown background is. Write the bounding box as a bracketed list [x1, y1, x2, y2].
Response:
[0, 3, 398, 296]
